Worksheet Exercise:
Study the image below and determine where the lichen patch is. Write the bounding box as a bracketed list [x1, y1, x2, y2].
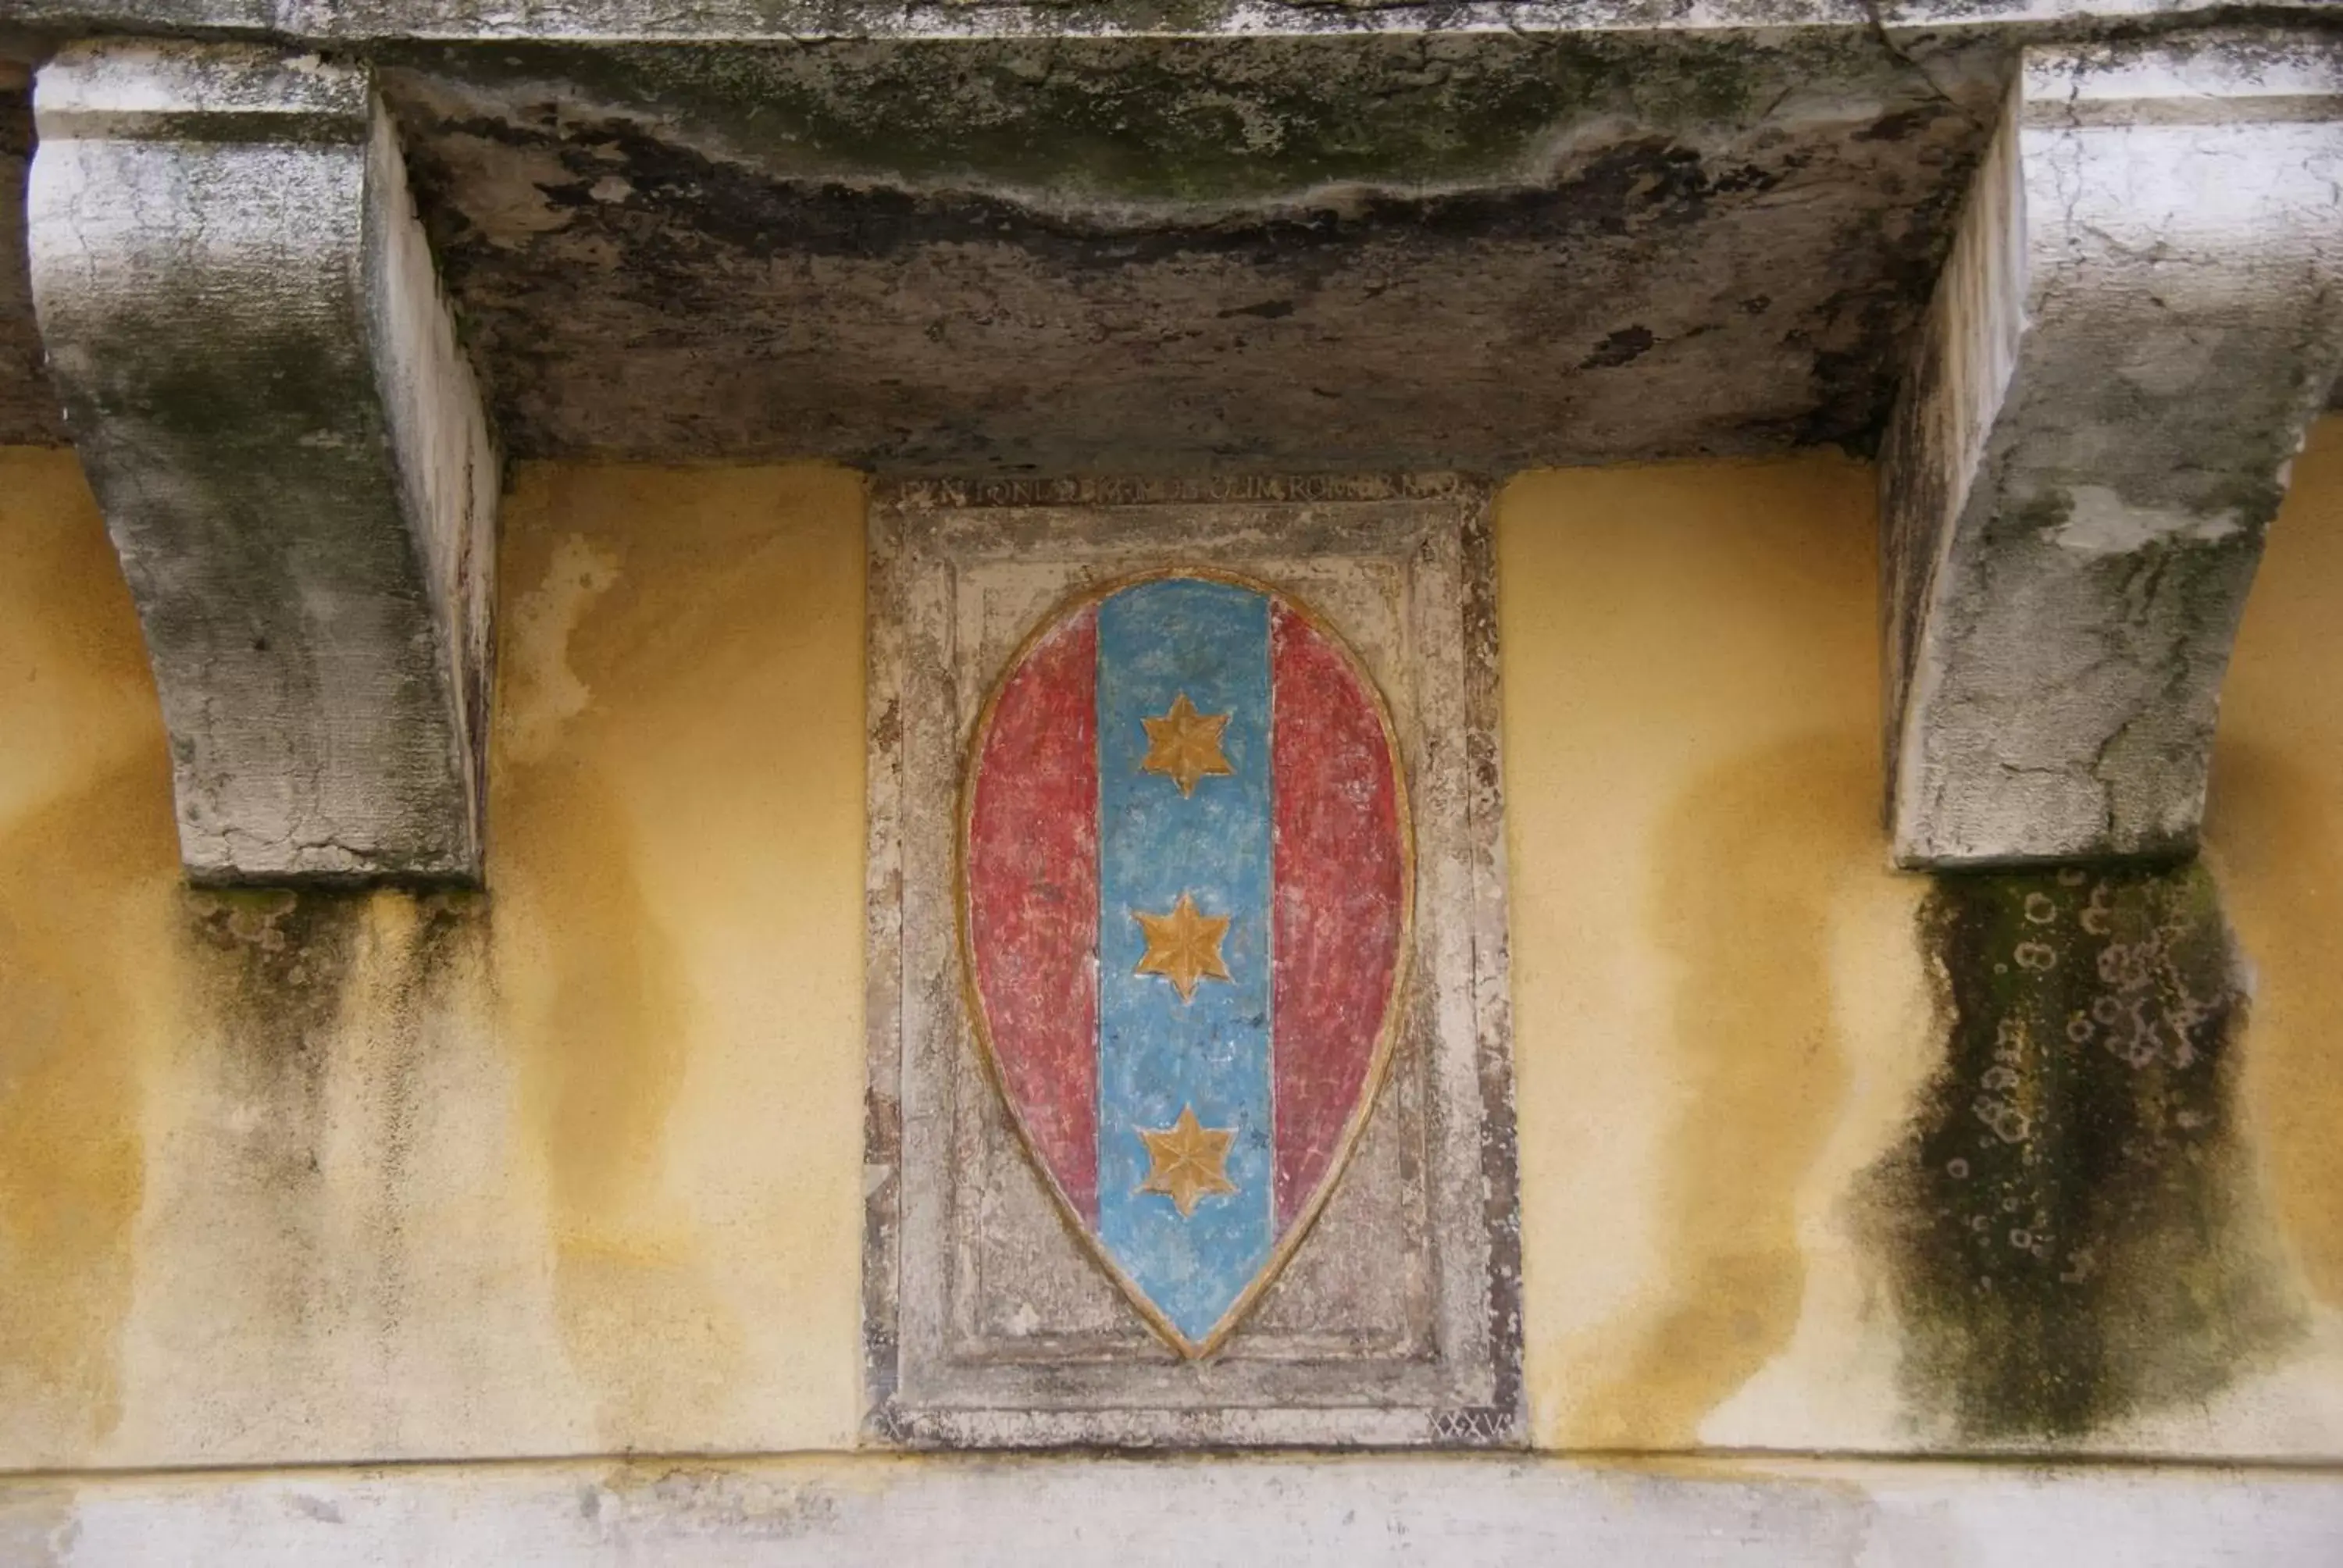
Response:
[1866, 864, 2301, 1444]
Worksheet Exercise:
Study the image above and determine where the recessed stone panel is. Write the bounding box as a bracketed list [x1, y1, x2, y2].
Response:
[864, 475, 1520, 1446]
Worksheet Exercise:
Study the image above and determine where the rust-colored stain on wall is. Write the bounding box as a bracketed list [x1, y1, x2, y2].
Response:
[2209, 418, 2343, 1320]
[0, 452, 175, 1462]
[1571, 732, 1876, 1447]
[1498, 451, 1893, 1449]
[490, 462, 868, 1450]
[0, 763, 167, 1458]
[0, 452, 868, 1468]
[2212, 746, 2343, 1308]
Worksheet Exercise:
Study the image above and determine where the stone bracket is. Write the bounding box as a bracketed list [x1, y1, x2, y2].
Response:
[1881, 30, 2343, 868]
[28, 40, 497, 885]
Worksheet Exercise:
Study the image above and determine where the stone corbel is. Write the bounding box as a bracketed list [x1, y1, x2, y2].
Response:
[28, 40, 497, 884]
[1881, 32, 2343, 868]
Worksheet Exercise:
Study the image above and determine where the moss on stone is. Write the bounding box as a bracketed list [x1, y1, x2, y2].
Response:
[183, 887, 369, 1064]
[380, 29, 1872, 209]
[1867, 864, 2298, 1443]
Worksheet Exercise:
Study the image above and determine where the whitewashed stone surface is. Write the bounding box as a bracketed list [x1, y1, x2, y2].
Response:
[27, 41, 497, 883]
[1881, 31, 2343, 867]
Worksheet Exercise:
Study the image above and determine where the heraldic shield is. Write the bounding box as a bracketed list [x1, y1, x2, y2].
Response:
[961, 570, 1414, 1358]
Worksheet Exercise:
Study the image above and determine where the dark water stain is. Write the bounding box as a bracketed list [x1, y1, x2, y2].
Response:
[182, 889, 369, 1071]
[170, 884, 497, 1431]
[370, 889, 493, 1353]
[1579, 325, 1656, 370]
[385, 48, 1981, 472]
[176, 889, 370, 1348]
[383, 30, 1856, 212]
[1867, 864, 2299, 1443]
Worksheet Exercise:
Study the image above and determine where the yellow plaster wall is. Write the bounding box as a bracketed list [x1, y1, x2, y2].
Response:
[0, 450, 178, 1465]
[487, 465, 867, 1453]
[1502, 420, 2343, 1454]
[2204, 418, 2343, 1385]
[0, 452, 867, 1467]
[5, 423, 2343, 1470]
[1497, 451, 1936, 1449]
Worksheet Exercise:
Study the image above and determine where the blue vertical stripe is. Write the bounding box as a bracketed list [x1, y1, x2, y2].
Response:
[1096, 579, 1275, 1342]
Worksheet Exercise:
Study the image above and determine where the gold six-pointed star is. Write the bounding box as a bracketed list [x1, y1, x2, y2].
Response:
[1133, 893, 1233, 1001]
[1137, 1105, 1239, 1217]
[1139, 693, 1235, 797]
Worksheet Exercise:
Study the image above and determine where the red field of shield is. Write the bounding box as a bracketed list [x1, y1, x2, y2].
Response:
[959, 570, 1414, 1356]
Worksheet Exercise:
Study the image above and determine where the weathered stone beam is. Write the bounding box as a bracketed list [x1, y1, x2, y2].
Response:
[29, 41, 497, 884]
[1881, 31, 2343, 868]
[1, 0, 2334, 45]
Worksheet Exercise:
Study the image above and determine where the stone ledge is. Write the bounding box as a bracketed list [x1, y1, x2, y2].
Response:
[3, 1453, 2341, 1566]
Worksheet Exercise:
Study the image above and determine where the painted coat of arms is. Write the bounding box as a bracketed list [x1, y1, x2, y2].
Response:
[961, 571, 1413, 1356]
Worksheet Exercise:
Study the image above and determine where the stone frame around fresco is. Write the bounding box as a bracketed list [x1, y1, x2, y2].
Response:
[862, 474, 1521, 1448]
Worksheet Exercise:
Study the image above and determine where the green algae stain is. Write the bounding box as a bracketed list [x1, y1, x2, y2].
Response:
[384, 30, 1819, 209]
[1870, 864, 2298, 1443]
